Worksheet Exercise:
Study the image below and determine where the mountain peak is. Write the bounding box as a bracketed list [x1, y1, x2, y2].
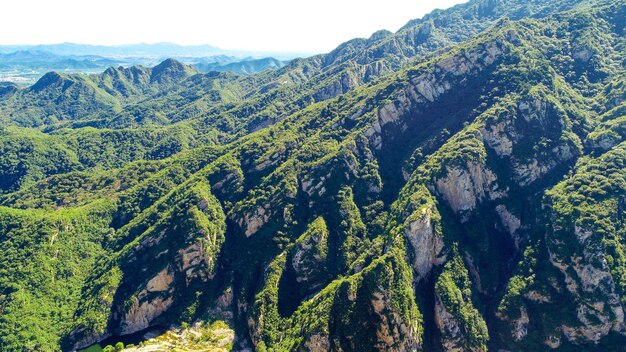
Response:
[150, 58, 197, 84]
[155, 57, 184, 68]
[368, 29, 393, 42]
[30, 71, 65, 92]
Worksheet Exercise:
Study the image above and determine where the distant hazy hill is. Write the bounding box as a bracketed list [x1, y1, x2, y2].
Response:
[0, 43, 300, 84]
[0, 50, 120, 70]
[0, 42, 309, 59]
[195, 57, 287, 75]
[0, 42, 221, 58]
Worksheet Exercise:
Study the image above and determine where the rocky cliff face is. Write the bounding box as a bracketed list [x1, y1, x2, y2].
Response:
[434, 252, 489, 352]
[290, 217, 329, 293]
[434, 162, 504, 220]
[250, 248, 422, 352]
[67, 181, 227, 349]
[120, 269, 174, 334]
[402, 202, 445, 281]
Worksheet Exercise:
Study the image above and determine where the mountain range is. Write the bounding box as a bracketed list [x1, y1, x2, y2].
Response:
[1, 0, 626, 351]
[0, 43, 298, 85]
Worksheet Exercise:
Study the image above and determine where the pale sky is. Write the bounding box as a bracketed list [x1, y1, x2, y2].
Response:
[2, 0, 468, 53]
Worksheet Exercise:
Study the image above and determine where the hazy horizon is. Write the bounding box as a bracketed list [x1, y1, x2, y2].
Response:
[1, 0, 467, 53]
[0, 41, 314, 57]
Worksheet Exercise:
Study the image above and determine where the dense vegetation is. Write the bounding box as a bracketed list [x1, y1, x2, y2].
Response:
[1, 0, 626, 351]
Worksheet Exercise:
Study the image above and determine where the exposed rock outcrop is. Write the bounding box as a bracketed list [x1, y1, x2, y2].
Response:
[121, 295, 174, 334]
[403, 203, 445, 281]
[548, 245, 626, 345]
[434, 295, 465, 352]
[303, 334, 331, 352]
[365, 35, 512, 151]
[239, 205, 271, 237]
[291, 217, 329, 292]
[434, 253, 489, 352]
[511, 306, 529, 341]
[434, 162, 504, 221]
[495, 204, 521, 246]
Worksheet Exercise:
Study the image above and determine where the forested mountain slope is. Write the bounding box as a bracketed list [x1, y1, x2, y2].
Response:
[0, 0, 596, 192]
[1, 0, 626, 351]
